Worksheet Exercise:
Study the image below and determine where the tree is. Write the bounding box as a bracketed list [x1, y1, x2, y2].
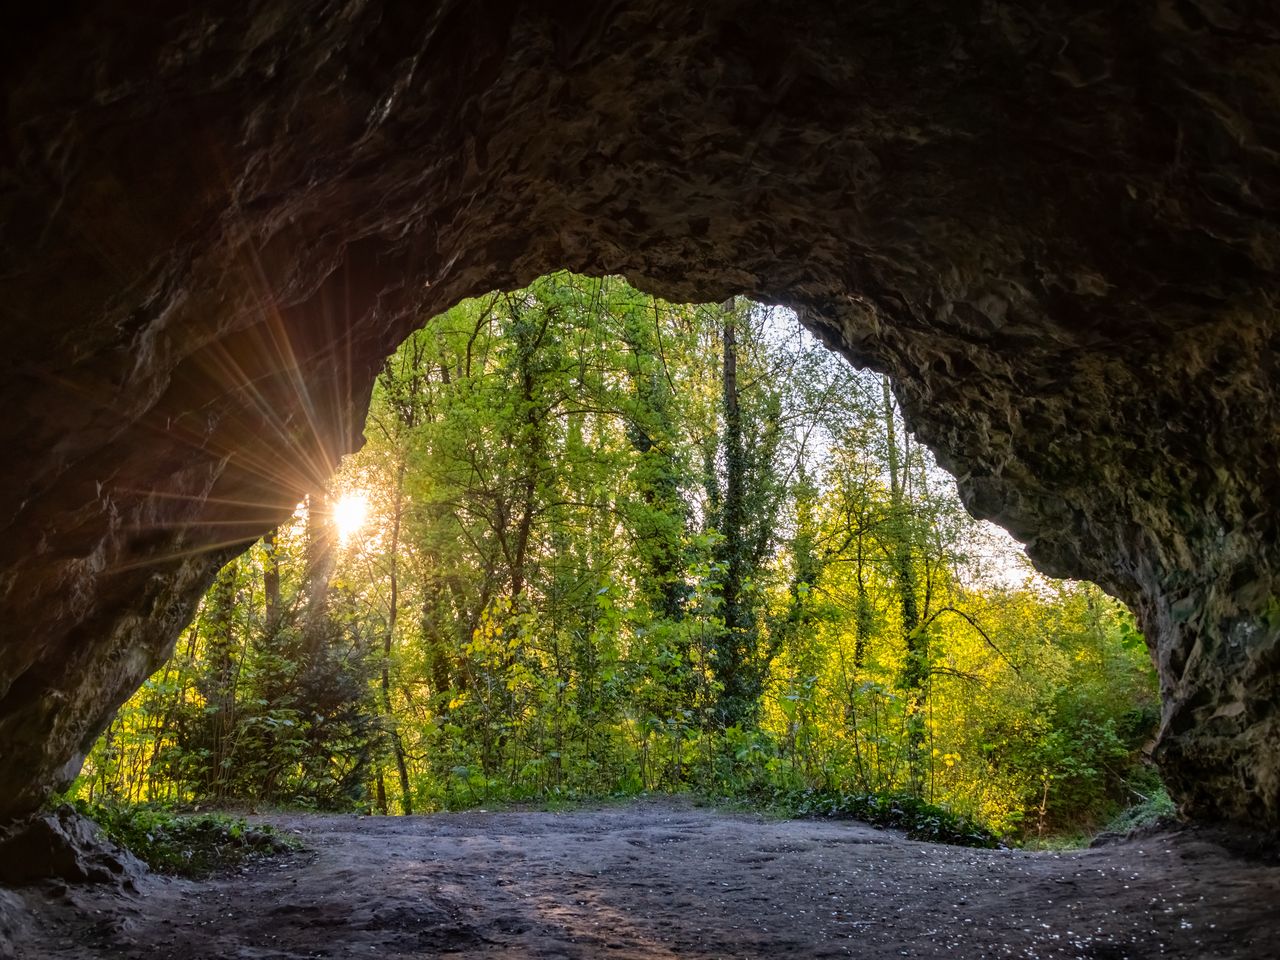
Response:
[76, 272, 1161, 841]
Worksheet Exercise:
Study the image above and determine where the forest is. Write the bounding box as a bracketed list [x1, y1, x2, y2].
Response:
[74, 273, 1163, 844]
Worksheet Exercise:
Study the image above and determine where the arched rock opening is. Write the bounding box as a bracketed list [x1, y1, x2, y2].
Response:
[1, 1, 1277, 826]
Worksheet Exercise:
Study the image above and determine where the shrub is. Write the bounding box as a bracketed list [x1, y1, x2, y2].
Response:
[770, 787, 1001, 848]
[71, 800, 300, 877]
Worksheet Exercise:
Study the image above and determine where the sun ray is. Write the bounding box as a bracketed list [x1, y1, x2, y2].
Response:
[332, 491, 370, 544]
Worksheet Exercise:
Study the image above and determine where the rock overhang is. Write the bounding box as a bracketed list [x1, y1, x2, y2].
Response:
[0, 0, 1277, 824]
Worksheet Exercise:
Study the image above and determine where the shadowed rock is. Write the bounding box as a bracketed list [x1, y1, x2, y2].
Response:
[0, 806, 145, 887]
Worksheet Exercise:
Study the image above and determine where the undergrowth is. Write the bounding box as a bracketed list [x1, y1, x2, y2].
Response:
[1100, 785, 1178, 835]
[394, 781, 1004, 848]
[756, 787, 1001, 848]
[70, 799, 301, 877]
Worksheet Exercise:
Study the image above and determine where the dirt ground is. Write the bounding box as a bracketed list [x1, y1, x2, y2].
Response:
[4, 798, 1280, 959]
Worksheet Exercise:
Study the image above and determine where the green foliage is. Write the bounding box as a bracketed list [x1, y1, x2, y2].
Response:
[69, 799, 299, 877]
[78, 272, 1162, 844]
[770, 787, 1000, 848]
[76, 513, 383, 810]
[1101, 784, 1178, 836]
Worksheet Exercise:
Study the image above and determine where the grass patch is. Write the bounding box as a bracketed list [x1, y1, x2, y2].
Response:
[1019, 832, 1092, 852]
[70, 800, 301, 877]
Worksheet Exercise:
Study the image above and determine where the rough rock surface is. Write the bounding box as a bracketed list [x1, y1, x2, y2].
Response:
[0, 2, 1277, 824]
[0, 806, 145, 887]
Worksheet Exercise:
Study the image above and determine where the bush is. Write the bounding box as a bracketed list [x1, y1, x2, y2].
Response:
[769, 787, 1001, 848]
[70, 800, 300, 877]
[1100, 785, 1177, 837]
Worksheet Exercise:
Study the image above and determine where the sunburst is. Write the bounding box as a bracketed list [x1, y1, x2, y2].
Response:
[332, 490, 370, 544]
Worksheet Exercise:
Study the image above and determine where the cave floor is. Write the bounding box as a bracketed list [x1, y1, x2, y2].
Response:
[5, 798, 1279, 959]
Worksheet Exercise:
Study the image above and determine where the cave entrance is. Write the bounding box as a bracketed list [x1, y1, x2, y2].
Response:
[71, 273, 1162, 845]
[4, 0, 1278, 837]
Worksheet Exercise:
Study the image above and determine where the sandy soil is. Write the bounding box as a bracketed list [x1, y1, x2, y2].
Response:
[5, 798, 1280, 959]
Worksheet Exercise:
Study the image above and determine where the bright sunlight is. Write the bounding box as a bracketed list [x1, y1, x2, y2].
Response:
[332, 491, 370, 544]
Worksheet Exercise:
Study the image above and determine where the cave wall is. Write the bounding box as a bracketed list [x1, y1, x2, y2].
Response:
[1, 0, 1277, 824]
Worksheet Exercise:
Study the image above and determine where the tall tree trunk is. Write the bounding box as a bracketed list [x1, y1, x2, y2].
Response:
[854, 534, 872, 669]
[262, 526, 282, 630]
[509, 313, 542, 604]
[382, 463, 413, 814]
[713, 299, 755, 730]
[882, 376, 927, 795]
[423, 578, 456, 699]
[201, 559, 239, 800]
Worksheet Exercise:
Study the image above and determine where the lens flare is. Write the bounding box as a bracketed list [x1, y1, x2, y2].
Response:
[332, 491, 370, 544]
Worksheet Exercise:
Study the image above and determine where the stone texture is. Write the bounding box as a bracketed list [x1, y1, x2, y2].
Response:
[0, 888, 30, 960]
[0, 806, 145, 887]
[0, 1, 1277, 824]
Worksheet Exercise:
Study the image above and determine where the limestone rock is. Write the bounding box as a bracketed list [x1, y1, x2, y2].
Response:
[0, 889, 31, 960]
[0, 806, 146, 887]
[0, 2, 1277, 825]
